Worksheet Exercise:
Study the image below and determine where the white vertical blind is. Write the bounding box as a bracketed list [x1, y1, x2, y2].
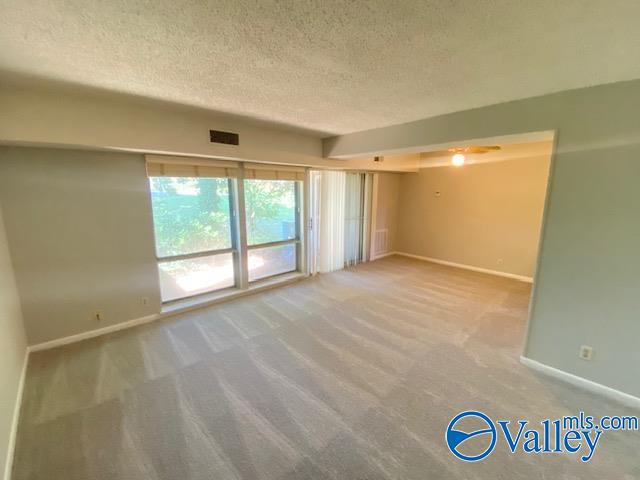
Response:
[362, 173, 373, 261]
[318, 170, 346, 273]
[344, 172, 364, 266]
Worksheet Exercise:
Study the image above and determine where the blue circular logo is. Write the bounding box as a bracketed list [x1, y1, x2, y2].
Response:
[446, 411, 497, 462]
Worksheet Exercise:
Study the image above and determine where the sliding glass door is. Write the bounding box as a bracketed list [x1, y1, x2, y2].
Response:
[148, 160, 305, 302]
[244, 179, 300, 282]
[309, 170, 372, 273]
[150, 176, 235, 302]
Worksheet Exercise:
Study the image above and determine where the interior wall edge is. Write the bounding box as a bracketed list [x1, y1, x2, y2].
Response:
[0, 197, 28, 480]
[520, 135, 559, 359]
[2, 349, 28, 480]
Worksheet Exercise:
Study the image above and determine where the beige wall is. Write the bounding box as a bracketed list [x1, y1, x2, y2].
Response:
[0, 147, 161, 345]
[0, 201, 27, 480]
[396, 155, 550, 278]
[372, 173, 401, 256]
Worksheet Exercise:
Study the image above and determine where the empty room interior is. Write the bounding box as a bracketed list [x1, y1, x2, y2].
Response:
[1, 2, 639, 479]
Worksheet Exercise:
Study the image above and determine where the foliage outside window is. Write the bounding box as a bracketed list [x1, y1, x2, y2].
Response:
[150, 177, 231, 257]
[149, 175, 301, 301]
[244, 179, 296, 245]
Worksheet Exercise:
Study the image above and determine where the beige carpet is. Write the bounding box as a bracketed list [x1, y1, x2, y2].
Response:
[12, 256, 640, 479]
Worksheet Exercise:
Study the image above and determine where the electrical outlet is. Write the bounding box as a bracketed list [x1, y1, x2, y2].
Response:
[579, 345, 593, 361]
[93, 311, 104, 322]
[141, 297, 149, 306]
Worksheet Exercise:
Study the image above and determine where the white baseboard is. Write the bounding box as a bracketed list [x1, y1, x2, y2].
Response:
[371, 251, 398, 260]
[520, 356, 640, 410]
[4, 349, 28, 480]
[395, 252, 533, 283]
[28, 313, 161, 353]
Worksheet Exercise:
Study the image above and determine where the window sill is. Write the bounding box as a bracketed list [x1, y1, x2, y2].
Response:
[160, 271, 306, 318]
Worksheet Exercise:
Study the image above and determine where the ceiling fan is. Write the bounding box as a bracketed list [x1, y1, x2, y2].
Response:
[421, 145, 502, 166]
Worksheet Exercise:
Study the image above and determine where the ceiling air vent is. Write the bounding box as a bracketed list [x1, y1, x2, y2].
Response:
[210, 130, 239, 146]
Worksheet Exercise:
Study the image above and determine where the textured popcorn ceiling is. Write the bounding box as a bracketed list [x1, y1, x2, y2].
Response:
[1, 1, 639, 136]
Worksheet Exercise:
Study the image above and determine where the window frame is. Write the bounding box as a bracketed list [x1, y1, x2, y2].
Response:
[243, 179, 302, 283]
[149, 163, 307, 304]
[152, 177, 239, 302]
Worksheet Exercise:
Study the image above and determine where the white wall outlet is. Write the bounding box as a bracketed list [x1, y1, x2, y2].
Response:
[579, 345, 593, 361]
[93, 311, 104, 322]
[141, 297, 149, 306]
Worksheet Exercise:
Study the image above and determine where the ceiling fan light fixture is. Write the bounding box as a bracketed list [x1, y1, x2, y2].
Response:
[451, 153, 465, 166]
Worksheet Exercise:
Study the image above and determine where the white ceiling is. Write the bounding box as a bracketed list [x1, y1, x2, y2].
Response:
[1, 1, 639, 136]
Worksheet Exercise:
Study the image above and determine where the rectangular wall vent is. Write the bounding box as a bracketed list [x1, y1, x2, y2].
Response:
[210, 130, 239, 145]
[374, 229, 388, 255]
